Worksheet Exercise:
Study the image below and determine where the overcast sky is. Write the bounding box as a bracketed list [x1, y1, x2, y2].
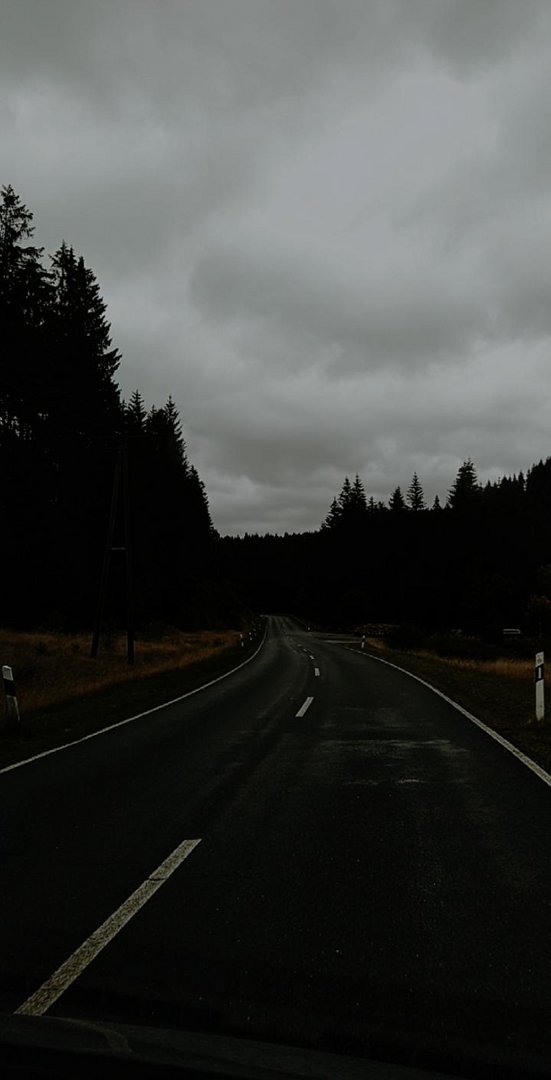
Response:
[3, 1, 551, 534]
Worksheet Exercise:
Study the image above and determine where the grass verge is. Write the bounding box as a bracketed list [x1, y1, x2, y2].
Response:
[342, 637, 551, 775]
[0, 626, 262, 770]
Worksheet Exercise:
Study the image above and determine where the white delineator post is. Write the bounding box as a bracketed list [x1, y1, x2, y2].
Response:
[2, 665, 20, 730]
[361, 634, 366, 650]
[535, 651, 545, 722]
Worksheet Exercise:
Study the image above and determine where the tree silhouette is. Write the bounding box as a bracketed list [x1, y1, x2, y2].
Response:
[447, 459, 480, 510]
[0, 186, 220, 629]
[406, 472, 426, 511]
[389, 486, 406, 512]
[49, 242, 121, 438]
[125, 389, 147, 436]
[0, 184, 52, 440]
[351, 473, 367, 511]
[322, 497, 341, 530]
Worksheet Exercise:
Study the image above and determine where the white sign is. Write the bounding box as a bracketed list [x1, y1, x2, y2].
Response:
[535, 652, 545, 722]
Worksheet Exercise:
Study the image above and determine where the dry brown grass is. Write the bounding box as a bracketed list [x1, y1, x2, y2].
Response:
[0, 627, 239, 716]
[364, 639, 532, 681]
[423, 655, 531, 679]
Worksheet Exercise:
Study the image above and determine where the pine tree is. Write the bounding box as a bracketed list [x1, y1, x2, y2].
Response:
[0, 185, 52, 439]
[187, 464, 215, 538]
[447, 459, 480, 510]
[125, 389, 147, 435]
[431, 493, 442, 511]
[407, 472, 426, 511]
[322, 497, 341, 530]
[338, 476, 353, 513]
[0, 184, 40, 290]
[389, 486, 406, 512]
[351, 473, 367, 512]
[338, 474, 368, 529]
[163, 395, 187, 469]
[322, 475, 367, 531]
[49, 243, 122, 438]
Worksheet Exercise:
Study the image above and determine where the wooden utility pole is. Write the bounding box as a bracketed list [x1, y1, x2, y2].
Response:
[90, 443, 134, 664]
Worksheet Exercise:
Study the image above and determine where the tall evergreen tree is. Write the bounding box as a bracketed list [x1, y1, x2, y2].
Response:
[0, 184, 52, 439]
[338, 476, 353, 513]
[125, 389, 147, 435]
[0, 184, 43, 302]
[322, 497, 341, 530]
[48, 242, 121, 438]
[187, 464, 215, 538]
[407, 472, 426, 511]
[351, 473, 367, 512]
[389, 486, 406, 512]
[163, 395, 187, 469]
[447, 459, 480, 510]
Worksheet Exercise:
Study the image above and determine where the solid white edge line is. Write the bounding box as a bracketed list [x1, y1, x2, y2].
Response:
[296, 696, 314, 718]
[1, 629, 268, 776]
[15, 837, 202, 1017]
[343, 645, 551, 789]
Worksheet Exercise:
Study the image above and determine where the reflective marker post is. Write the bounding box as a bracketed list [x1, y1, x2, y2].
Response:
[535, 651, 545, 722]
[2, 665, 20, 731]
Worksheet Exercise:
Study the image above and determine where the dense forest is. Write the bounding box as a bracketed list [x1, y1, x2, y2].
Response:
[3, 184, 551, 640]
[219, 460, 551, 638]
[0, 185, 234, 631]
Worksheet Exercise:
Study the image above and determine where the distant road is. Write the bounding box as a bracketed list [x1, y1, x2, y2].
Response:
[2, 615, 551, 1071]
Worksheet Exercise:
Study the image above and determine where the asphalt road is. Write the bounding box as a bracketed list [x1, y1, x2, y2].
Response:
[1, 615, 551, 1074]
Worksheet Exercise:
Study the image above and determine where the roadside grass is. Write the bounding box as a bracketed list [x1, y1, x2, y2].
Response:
[0, 625, 259, 769]
[0, 627, 239, 714]
[344, 637, 551, 775]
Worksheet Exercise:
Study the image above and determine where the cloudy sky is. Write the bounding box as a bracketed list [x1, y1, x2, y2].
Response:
[3, 1, 551, 533]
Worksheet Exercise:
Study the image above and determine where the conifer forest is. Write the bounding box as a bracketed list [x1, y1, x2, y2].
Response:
[3, 185, 551, 639]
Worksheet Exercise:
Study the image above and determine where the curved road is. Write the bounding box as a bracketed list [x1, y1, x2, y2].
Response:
[1, 615, 551, 1072]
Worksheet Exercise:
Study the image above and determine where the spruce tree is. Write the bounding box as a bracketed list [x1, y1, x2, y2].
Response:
[49, 243, 121, 438]
[163, 395, 187, 469]
[0, 184, 52, 439]
[322, 497, 341, 530]
[0, 186, 56, 621]
[351, 473, 367, 512]
[338, 476, 353, 513]
[187, 464, 215, 538]
[407, 472, 426, 511]
[447, 459, 480, 510]
[125, 389, 147, 435]
[389, 486, 406, 512]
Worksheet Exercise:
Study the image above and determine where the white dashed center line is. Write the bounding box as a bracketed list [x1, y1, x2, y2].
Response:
[314, 668, 320, 677]
[296, 696, 314, 718]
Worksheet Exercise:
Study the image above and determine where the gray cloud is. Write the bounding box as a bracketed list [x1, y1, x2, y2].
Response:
[2, 1, 551, 533]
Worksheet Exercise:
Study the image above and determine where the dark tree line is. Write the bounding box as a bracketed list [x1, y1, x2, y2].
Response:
[0, 185, 225, 630]
[4, 183, 551, 639]
[219, 457, 551, 637]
